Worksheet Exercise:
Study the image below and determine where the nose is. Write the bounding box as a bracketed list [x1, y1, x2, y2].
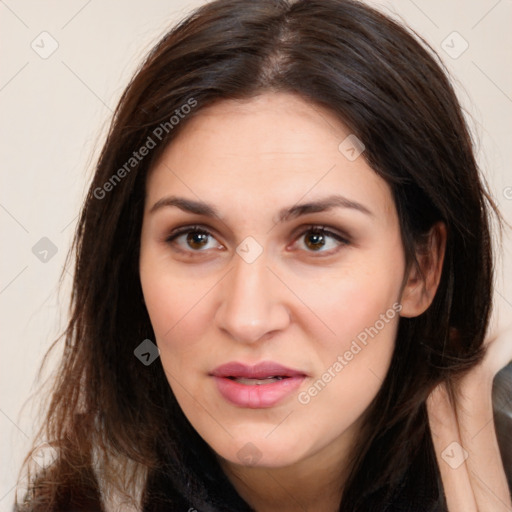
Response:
[214, 252, 291, 344]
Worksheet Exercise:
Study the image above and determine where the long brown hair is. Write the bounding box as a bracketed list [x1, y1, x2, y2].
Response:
[16, 0, 503, 510]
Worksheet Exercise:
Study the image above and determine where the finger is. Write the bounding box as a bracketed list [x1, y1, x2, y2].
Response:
[427, 383, 477, 512]
[455, 377, 512, 512]
[484, 326, 512, 378]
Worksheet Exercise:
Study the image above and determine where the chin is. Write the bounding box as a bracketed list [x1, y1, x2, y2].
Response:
[211, 434, 309, 468]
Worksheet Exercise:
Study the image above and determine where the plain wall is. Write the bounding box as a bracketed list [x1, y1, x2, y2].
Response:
[1, 0, 511, 508]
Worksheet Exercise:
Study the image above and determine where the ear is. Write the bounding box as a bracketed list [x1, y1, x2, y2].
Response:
[400, 222, 447, 318]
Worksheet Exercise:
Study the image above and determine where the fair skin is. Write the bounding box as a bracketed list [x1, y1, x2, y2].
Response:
[428, 312, 512, 512]
[139, 92, 510, 511]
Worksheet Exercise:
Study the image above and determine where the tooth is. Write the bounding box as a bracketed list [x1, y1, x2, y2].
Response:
[234, 377, 284, 385]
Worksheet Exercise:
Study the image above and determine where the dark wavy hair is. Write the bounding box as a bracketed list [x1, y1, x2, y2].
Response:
[16, 0, 508, 510]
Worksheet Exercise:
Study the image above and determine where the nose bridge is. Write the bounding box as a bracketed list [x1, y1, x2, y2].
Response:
[215, 249, 289, 343]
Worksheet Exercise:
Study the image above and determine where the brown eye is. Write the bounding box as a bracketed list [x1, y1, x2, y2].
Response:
[294, 226, 349, 254]
[304, 231, 326, 251]
[186, 231, 210, 249]
[166, 226, 223, 252]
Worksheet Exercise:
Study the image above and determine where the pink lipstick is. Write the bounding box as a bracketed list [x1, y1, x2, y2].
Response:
[210, 361, 306, 408]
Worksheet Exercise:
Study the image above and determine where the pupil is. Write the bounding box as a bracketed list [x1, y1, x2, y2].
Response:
[306, 232, 325, 250]
[187, 231, 208, 249]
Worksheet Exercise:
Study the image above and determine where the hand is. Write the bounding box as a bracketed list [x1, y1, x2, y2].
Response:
[427, 313, 512, 512]
[480, 299, 512, 381]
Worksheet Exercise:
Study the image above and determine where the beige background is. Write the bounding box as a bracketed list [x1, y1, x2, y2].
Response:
[1, 0, 511, 508]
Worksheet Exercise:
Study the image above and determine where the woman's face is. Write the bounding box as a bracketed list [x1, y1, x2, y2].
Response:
[139, 92, 408, 469]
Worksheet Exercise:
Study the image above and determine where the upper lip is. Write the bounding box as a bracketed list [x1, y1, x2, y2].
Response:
[211, 361, 307, 379]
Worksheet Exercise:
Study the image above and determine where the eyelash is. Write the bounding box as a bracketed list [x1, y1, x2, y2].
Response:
[165, 224, 350, 256]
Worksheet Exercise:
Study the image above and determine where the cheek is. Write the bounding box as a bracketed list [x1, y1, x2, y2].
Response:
[139, 258, 221, 390]
[295, 290, 399, 450]
[140, 258, 212, 343]
[140, 267, 215, 416]
[293, 255, 403, 351]
[291, 251, 402, 406]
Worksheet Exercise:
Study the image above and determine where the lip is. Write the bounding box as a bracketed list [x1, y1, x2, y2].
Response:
[211, 361, 306, 379]
[210, 361, 307, 409]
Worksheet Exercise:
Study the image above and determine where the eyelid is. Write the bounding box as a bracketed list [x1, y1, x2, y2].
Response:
[165, 224, 213, 242]
[292, 224, 351, 243]
[165, 224, 224, 250]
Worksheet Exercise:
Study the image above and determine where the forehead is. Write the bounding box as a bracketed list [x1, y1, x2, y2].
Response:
[145, 92, 394, 221]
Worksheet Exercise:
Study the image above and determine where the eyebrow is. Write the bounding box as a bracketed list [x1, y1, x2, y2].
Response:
[150, 196, 221, 218]
[149, 194, 373, 221]
[276, 194, 373, 222]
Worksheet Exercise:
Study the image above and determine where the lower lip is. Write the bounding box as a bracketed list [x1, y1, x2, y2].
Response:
[213, 376, 305, 408]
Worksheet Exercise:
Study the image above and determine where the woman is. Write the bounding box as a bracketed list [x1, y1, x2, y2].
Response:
[15, 0, 512, 510]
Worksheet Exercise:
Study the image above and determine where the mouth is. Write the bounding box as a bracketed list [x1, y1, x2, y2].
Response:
[210, 361, 307, 408]
[225, 376, 288, 385]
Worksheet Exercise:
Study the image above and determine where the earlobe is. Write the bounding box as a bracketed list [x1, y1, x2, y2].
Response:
[399, 222, 447, 318]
